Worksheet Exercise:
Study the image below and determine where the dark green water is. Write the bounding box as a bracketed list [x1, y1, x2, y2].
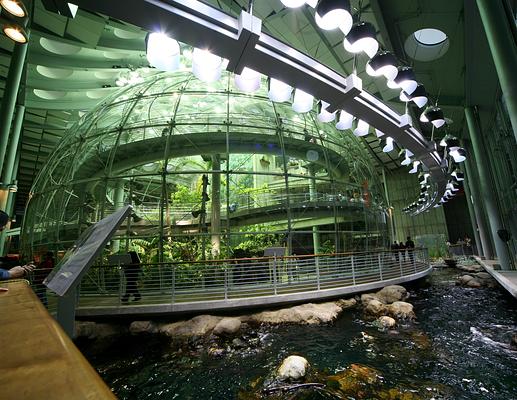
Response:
[81, 268, 517, 399]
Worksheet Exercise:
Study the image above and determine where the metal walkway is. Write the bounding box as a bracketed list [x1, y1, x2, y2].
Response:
[49, 249, 432, 318]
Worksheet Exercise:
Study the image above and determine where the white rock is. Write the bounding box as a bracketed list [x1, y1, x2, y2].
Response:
[365, 299, 387, 316]
[277, 355, 309, 381]
[376, 285, 408, 304]
[387, 301, 415, 320]
[377, 316, 396, 328]
[249, 302, 342, 325]
[158, 315, 222, 338]
[213, 317, 242, 336]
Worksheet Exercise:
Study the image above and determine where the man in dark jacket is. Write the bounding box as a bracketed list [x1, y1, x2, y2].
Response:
[405, 236, 415, 263]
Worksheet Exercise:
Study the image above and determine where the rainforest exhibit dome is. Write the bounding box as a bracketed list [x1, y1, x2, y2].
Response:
[22, 71, 387, 260]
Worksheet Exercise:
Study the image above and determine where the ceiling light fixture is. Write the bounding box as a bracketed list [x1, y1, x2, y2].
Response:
[343, 21, 378, 58]
[353, 119, 369, 137]
[2, 23, 27, 43]
[235, 67, 261, 92]
[382, 136, 394, 153]
[365, 51, 398, 80]
[400, 84, 428, 108]
[317, 100, 336, 122]
[451, 170, 464, 181]
[192, 48, 223, 83]
[387, 66, 417, 94]
[268, 77, 292, 102]
[292, 88, 314, 113]
[420, 105, 446, 128]
[409, 160, 420, 174]
[281, 0, 306, 8]
[400, 149, 412, 165]
[315, 0, 352, 33]
[146, 32, 180, 72]
[449, 147, 466, 163]
[0, 0, 27, 18]
[335, 110, 353, 130]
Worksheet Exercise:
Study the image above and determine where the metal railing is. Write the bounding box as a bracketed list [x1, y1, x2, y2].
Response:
[54, 248, 429, 313]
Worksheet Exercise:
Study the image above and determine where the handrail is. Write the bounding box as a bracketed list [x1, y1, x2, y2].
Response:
[62, 248, 430, 316]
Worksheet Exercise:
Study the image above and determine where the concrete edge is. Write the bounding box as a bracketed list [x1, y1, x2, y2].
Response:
[474, 256, 517, 299]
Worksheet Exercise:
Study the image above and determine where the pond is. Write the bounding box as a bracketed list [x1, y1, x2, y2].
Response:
[80, 268, 517, 399]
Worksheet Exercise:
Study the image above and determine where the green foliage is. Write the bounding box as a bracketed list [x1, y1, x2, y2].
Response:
[171, 184, 201, 205]
[235, 224, 279, 257]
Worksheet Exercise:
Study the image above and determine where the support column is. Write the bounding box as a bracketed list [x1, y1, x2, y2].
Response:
[465, 107, 512, 269]
[476, 0, 517, 142]
[461, 169, 483, 256]
[210, 155, 221, 258]
[0, 104, 25, 210]
[110, 180, 125, 253]
[462, 140, 494, 258]
[0, 41, 29, 177]
[308, 165, 320, 254]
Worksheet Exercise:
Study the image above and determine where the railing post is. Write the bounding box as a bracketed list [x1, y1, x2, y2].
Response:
[351, 255, 356, 285]
[273, 256, 278, 295]
[224, 265, 228, 300]
[378, 253, 383, 280]
[315, 255, 321, 290]
[414, 250, 417, 273]
[171, 265, 176, 303]
[399, 253, 403, 277]
[118, 263, 123, 307]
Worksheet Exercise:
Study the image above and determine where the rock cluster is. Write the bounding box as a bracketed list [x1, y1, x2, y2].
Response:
[360, 285, 415, 323]
[456, 272, 496, 288]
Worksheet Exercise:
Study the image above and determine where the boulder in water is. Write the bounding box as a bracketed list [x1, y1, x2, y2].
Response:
[376, 285, 408, 304]
[361, 293, 381, 305]
[276, 355, 309, 381]
[511, 333, 517, 349]
[376, 316, 396, 329]
[327, 363, 380, 395]
[213, 317, 241, 336]
[159, 315, 222, 338]
[129, 320, 158, 334]
[336, 298, 357, 309]
[248, 302, 342, 325]
[466, 279, 482, 288]
[387, 301, 415, 320]
[365, 299, 387, 316]
[75, 321, 127, 339]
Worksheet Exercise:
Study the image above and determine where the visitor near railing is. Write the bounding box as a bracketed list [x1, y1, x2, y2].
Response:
[67, 248, 429, 312]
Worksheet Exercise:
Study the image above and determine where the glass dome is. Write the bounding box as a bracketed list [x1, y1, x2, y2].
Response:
[21, 71, 387, 262]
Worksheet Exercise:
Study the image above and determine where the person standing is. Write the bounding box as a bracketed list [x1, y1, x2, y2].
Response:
[405, 236, 415, 263]
[121, 251, 141, 303]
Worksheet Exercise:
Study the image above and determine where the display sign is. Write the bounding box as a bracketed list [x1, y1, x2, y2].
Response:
[45, 205, 132, 296]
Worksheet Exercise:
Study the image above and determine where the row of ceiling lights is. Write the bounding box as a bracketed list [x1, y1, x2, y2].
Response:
[0, 0, 30, 43]
[279, 0, 468, 214]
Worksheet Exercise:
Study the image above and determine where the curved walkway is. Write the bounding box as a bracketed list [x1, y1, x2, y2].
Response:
[73, 249, 431, 318]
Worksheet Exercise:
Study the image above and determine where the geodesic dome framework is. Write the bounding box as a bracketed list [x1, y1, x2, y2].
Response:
[22, 71, 387, 261]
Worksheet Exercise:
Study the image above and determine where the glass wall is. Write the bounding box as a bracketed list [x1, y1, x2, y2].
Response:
[22, 71, 388, 262]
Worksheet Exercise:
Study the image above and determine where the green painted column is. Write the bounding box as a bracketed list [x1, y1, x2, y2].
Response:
[476, 0, 517, 142]
[308, 165, 320, 254]
[210, 155, 221, 258]
[461, 167, 483, 257]
[465, 107, 512, 269]
[0, 104, 25, 210]
[110, 180, 125, 253]
[460, 142, 493, 259]
[0, 40, 29, 178]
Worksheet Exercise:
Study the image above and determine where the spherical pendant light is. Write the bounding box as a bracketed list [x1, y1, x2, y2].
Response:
[400, 84, 428, 108]
[365, 51, 398, 80]
[343, 21, 378, 58]
[315, 0, 353, 33]
[420, 106, 446, 128]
